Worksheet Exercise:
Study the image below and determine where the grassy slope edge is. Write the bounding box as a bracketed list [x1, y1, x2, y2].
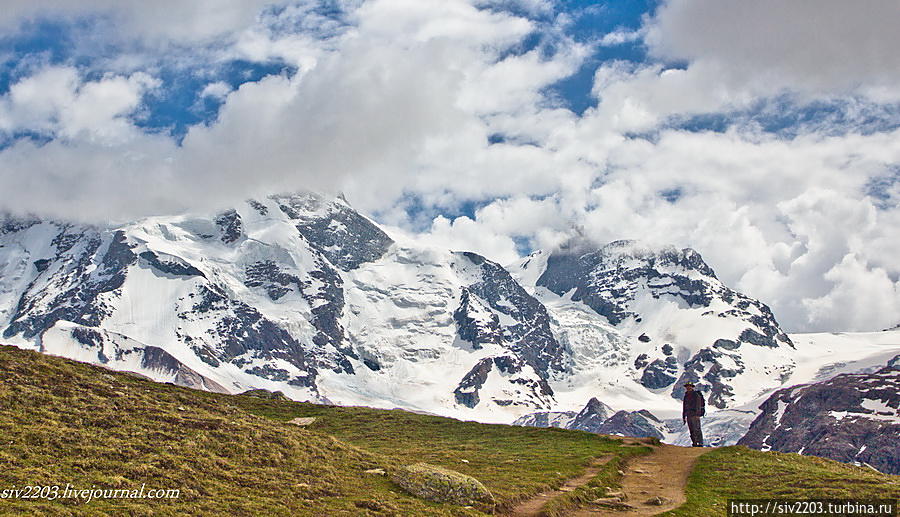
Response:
[661, 446, 900, 516]
[3, 345, 897, 516]
[0, 345, 630, 515]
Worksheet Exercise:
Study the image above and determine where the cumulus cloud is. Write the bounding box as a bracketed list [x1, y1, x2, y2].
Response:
[0, 0, 288, 43]
[0, 0, 899, 333]
[645, 0, 900, 101]
[198, 81, 232, 100]
[0, 66, 159, 142]
[0, 0, 581, 221]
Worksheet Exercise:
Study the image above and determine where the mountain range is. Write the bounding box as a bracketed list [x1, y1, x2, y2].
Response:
[1, 191, 898, 471]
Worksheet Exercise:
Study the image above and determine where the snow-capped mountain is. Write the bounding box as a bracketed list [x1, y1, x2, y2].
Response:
[510, 239, 797, 413]
[0, 193, 562, 421]
[2, 191, 899, 443]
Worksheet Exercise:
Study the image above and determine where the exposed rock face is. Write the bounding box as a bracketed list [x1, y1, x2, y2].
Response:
[272, 192, 393, 271]
[454, 358, 493, 408]
[453, 290, 503, 349]
[214, 209, 243, 244]
[453, 251, 565, 378]
[4, 229, 136, 339]
[140, 251, 206, 278]
[596, 410, 667, 439]
[569, 397, 615, 433]
[738, 354, 900, 475]
[141, 345, 230, 393]
[512, 410, 577, 429]
[453, 355, 553, 409]
[640, 357, 679, 389]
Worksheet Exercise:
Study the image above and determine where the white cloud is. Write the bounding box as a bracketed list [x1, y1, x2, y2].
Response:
[1, 0, 899, 334]
[0, 0, 583, 221]
[0, 66, 159, 143]
[599, 28, 643, 47]
[0, 0, 288, 43]
[199, 81, 232, 100]
[645, 0, 900, 101]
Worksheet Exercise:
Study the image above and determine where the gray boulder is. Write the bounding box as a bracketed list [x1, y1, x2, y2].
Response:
[391, 463, 494, 505]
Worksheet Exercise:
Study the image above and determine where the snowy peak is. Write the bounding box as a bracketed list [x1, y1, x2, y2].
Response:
[570, 397, 615, 432]
[6, 195, 876, 434]
[269, 191, 393, 271]
[535, 239, 725, 325]
[513, 239, 796, 410]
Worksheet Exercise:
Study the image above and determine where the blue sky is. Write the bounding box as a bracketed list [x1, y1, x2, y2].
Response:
[0, 1, 655, 137]
[0, 0, 899, 333]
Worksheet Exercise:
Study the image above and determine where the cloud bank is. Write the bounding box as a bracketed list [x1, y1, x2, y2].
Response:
[0, 0, 899, 333]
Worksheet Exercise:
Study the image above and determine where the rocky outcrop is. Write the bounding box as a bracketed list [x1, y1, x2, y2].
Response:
[640, 357, 679, 389]
[512, 410, 577, 429]
[273, 192, 393, 271]
[569, 397, 615, 433]
[454, 358, 493, 408]
[454, 251, 565, 378]
[453, 289, 503, 348]
[738, 354, 900, 474]
[241, 388, 290, 400]
[596, 410, 667, 439]
[140, 251, 206, 278]
[140, 345, 230, 393]
[453, 356, 553, 409]
[391, 463, 493, 505]
[214, 209, 243, 244]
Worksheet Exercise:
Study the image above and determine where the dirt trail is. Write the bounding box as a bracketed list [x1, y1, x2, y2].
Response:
[573, 444, 710, 516]
[506, 454, 614, 517]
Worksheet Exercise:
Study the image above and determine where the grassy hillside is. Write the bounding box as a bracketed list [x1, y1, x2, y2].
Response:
[663, 446, 900, 516]
[0, 345, 634, 515]
[2, 345, 897, 516]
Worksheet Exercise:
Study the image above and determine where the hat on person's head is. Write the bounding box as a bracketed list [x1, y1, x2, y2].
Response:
[683, 382, 696, 387]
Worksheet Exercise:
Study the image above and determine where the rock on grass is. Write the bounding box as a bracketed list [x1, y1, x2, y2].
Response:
[391, 463, 494, 505]
[240, 388, 290, 400]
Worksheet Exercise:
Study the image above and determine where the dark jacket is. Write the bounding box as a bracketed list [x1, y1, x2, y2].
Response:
[683, 390, 705, 418]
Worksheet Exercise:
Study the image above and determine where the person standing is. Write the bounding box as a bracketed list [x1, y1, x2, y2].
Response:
[682, 382, 705, 447]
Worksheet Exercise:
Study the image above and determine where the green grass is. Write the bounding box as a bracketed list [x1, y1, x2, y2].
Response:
[662, 446, 900, 516]
[229, 395, 632, 509]
[5, 345, 896, 516]
[0, 345, 632, 515]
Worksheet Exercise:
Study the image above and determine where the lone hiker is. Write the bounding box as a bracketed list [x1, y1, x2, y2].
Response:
[682, 382, 705, 447]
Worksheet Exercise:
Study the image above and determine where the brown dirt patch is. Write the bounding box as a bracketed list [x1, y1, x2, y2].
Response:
[505, 455, 615, 516]
[573, 444, 710, 516]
